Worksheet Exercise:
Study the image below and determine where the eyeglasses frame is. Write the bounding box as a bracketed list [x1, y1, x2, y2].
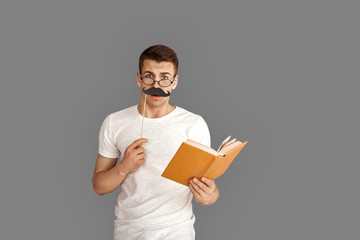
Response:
[139, 73, 176, 87]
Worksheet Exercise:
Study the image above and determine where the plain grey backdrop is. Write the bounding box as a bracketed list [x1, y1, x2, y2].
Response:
[0, 0, 359, 239]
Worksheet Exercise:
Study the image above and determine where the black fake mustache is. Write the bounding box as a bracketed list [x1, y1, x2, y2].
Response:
[142, 87, 171, 97]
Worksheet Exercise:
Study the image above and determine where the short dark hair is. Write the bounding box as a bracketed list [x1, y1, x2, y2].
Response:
[139, 44, 178, 75]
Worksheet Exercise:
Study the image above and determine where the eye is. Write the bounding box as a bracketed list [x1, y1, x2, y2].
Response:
[145, 74, 152, 78]
[161, 75, 169, 80]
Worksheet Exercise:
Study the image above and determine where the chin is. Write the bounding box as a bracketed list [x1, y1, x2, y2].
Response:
[147, 98, 167, 106]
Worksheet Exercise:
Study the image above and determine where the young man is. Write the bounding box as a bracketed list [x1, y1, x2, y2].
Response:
[92, 44, 219, 240]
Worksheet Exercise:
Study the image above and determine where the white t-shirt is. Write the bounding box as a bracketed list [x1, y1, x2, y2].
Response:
[98, 104, 211, 240]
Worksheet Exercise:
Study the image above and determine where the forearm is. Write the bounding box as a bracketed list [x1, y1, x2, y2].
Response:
[92, 162, 128, 196]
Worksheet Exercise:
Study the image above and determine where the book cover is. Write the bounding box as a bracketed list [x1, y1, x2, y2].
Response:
[161, 139, 248, 186]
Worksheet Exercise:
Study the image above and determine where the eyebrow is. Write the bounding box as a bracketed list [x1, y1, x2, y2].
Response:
[142, 70, 172, 75]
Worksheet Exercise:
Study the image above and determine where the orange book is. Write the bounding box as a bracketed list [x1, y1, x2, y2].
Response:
[161, 136, 248, 186]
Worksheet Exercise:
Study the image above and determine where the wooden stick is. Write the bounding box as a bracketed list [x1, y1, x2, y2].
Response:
[140, 93, 147, 138]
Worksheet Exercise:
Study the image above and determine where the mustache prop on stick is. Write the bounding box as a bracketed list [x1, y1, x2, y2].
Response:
[142, 87, 171, 97]
[140, 87, 171, 139]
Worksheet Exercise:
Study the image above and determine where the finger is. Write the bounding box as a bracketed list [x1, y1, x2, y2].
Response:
[133, 147, 145, 155]
[192, 178, 209, 191]
[201, 177, 216, 190]
[130, 138, 148, 150]
[131, 149, 142, 157]
[190, 178, 206, 196]
[136, 152, 146, 159]
[134, 138, 148, 149]
[189, 183, 201, 199]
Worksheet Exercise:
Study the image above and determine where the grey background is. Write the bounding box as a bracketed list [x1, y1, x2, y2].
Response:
[0, 0, 359, 239]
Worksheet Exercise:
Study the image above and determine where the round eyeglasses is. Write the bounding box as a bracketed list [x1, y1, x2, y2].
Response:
[140, 74, 175, 87]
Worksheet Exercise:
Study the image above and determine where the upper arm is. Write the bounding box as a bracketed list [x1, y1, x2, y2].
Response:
[190, 117, 211, 148]
[93, 153, 118, 177]
[98, 114, 121, 159]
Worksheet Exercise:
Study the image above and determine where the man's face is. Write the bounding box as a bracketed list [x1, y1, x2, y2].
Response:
[137, 59, 178, 107]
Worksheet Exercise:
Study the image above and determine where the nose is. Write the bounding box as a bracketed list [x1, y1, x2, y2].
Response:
[153, 80, 160, 88]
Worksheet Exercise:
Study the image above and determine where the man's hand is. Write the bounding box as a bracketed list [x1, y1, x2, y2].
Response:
[189, 177, 219, 206]
[118, 138, 148, 175]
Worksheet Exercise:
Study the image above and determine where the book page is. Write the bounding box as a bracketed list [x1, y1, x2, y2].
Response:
[219, 138, 236, 152]
[186, 139, 219, 156]
[219, 141, 243, 155]
[216, 135, 231, 152]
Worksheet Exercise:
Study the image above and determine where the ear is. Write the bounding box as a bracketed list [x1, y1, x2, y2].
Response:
[172, 74, 179, 90]
[136, 72, 142, 88]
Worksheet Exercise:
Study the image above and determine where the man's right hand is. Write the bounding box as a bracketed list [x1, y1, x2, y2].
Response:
[119, 138, 148, 175]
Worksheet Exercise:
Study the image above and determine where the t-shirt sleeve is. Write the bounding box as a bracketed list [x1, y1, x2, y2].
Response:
[189, 116, 211, 148]
[98, 114, 120, 159]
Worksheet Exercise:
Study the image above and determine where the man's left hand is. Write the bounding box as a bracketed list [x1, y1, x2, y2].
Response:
[189, 177, 219, 206]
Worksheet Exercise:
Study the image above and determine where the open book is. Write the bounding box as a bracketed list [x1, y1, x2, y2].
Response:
[161, 136, 248, 186]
